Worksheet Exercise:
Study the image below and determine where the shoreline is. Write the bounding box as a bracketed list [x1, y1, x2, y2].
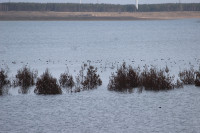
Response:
[0, 11, 200, 21]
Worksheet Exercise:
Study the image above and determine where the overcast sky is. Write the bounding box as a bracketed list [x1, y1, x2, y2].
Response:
[0, 0, 200, 4]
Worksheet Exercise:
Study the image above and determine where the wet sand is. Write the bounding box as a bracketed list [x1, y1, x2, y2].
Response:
[0, 11, 200, 21]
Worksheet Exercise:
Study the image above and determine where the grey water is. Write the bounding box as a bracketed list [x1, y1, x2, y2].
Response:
[1, 19, 200, 63]
[0, 19, 200, 133]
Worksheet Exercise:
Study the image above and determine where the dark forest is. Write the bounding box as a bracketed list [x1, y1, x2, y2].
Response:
[0, 3, 200, 12]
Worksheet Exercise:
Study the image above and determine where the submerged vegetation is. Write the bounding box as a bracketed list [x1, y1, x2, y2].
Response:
[14, 67, 37, 94]
[108, 62, 140, 92]
[195, 74, 200, 86]
[74, 65, 102, 93]
[0, 62, 200, 95]
[178, 67, 196, 85]
[33, 64, 102, 94]
[108, 63, 185, 92]
[0, 3, 200, 12]
[177, 67, 200, 87]
[34, 69, 62, 95]
[81, 66, 102, 90]
[140, 65, 176, 91]
[59, 71, 75, 89]
[195, 68, 200, 86]
[0, 68, 10, 95]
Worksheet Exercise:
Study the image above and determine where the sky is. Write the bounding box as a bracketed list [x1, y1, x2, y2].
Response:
[0, 0, 200, 4]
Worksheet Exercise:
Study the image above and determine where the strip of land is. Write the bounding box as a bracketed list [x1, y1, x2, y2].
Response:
[0, 11, 200, 21]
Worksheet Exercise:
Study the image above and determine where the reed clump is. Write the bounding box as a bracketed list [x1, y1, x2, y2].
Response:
[0, 68, 10, 95]
[59, 72, 75, 89]
[195, 68, 200, 86]
[178, 67, 195, 85]
[74, 65, 102, 92]
[15, 67, 37, 94]
[34, 69, 62, 95]
[1, 62, 199, 95]
[81, 65, 102, 90]
[140, 66, 175, 91]
[108, 62, 140, 92]
[108, 63, 179, 92]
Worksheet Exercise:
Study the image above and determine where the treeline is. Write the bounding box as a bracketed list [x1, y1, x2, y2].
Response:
[0, 2, 200, 12]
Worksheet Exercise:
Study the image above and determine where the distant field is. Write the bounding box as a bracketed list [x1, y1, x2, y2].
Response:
[0, 11, 200, 21]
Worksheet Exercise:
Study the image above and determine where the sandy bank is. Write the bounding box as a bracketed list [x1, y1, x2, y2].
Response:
[0, 11, 200, 21]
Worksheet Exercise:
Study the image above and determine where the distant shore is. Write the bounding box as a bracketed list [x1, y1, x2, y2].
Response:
[0, 11, 200, 21]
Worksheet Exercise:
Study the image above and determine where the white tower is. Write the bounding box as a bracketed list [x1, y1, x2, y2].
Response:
[80, 0, 82, 4]
[136, 0, 138, 10]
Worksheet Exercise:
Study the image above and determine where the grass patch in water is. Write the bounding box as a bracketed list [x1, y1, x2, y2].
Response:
[34, 69, 62, 95]
[0, 68, 10, 95]
[14, 67, 37, 94]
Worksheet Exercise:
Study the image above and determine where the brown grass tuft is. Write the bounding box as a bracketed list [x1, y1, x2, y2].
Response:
[0, 68, 10, 95]
[178, 67, 195, 85]
[15, 67, 37, 94]
[34, 69, 62, 95]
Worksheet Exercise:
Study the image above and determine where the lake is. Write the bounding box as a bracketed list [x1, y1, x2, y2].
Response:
[0, 19, 200, 133]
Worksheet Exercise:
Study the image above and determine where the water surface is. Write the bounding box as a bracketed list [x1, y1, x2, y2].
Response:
[0, 19, 200, 133]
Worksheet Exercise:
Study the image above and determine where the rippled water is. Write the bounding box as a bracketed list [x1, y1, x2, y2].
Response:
[0, 19, 200, 132]
[1, 87, 200, 133]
